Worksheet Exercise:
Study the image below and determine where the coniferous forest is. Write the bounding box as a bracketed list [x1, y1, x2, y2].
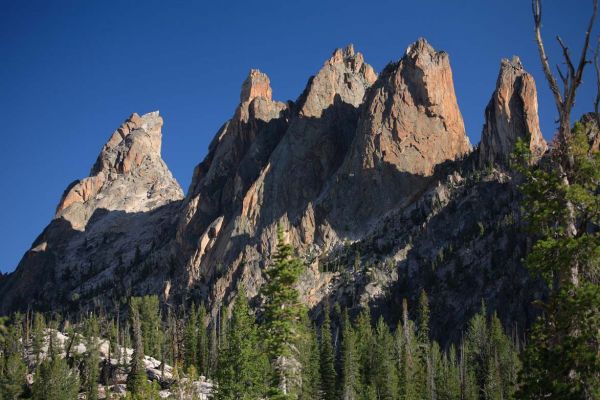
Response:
[1, 0, 600, 399]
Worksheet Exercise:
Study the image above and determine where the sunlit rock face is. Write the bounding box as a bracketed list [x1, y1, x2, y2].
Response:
[479, 56, 547, 167]
[0, 112, 183, 313]
[1, 40, 546, 341]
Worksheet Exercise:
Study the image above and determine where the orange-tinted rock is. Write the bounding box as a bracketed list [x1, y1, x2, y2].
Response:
[240, 69, 272, 103]
[347, 38, 471, 176]
[479, 57, 547, 166]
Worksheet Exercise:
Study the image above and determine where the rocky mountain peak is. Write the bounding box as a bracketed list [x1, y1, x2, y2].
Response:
[240, 69, 273, 103]
[343, 38, 470, 176]
[55, 111, 183, 229]
[479, 57, 547, 166]
[299, 44, 376, 118]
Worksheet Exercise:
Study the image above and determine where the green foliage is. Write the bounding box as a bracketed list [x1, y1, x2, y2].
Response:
[261, 225, 305, 396]
[515, 121, 600, 398]
[82, 314, 101, 400]
[184, 303, 199, 370]
[127, 304, 147, 395]
[215, 289, 269, 400]
[340, 309, 360, 400]
[371, 316, 398, 400]
[32, 332, 80, 400]
[196, 302, 210, 377]
[319, 306, 336, 400]
[130, 295, 163, 358]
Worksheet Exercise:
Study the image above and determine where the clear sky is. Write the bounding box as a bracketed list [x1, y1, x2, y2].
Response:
[0, 0, 596, 273]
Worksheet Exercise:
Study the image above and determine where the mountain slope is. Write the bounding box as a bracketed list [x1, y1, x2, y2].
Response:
[0, 40, 547, 340]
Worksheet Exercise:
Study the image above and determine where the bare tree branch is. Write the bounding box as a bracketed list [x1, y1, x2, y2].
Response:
[565, 0, 598, 110]
[532, 0, 563, 108]
[594, 37, 600, 126]
[556, 35, 576, 80]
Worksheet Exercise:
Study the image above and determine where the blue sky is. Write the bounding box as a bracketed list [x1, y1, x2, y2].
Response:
[0, 0, 596, 273]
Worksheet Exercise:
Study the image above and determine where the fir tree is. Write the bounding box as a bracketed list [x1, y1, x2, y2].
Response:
[299, 321, 320, 400]
[184, 303, 198, 371]
[319, 306, 336, 400]
[372, 316, 398, 400]
[354, 309, 373, 396]
[127, 305, 147, 395]
[0, 319, 27, 400]
[82, 314, 101, 400]
[340, 309, 360, 400]
[196, 302, 209, 377]
[130, 295, 163, 359]
[32, 331, 80, 400]
[261, 225, 305, 397]
[215, 289, 268, 400]
[514, 120, 600, 399]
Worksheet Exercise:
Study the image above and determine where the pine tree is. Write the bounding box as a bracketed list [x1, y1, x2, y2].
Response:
[514, 120, 600, 399]
[130, 295, 163, 359]
[464, 303, 488, 398]
[127, 304, 147, 395]
[319, 306, 336, 400]
[215, 289, 268, 400]
[32, 331, 80, 400]
[417, 290, 433, 399]
[402, 299, 427, 400]
[82, 314, 101, 400]
[372, 316, 398, 400]
[31, 312, 45, 363]
[184, 303, 198, 371]
[299, 321, 320, 400]
[340, 309, 360, 400]
[261, 225, 305, 397]
[196, 302, 209, 377]
[437, 345, 461, 400]
[354, 309, 373, 397]
[0, 320, 27, 400]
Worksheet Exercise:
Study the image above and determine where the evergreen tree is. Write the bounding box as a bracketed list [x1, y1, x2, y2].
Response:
[319, 306, 336, 400]
[514, 120, 600, 399]
[340, 309, 360, 400]
[437, 345, 461, 400]
[354, 309, 373, 397]
[32, 331, 80, 400]
[0, 319, 27, 400]
[82, 314, 101, 400]
[184, 303, 198, 371]
[130, 295, 163, 359]
[31, 312, 45, 363]
[371, 316, 398, 400]
[261, 225, 305, 397]
[196, 302, 209, 377]
[215, 289, 268, 400]
[299, 321, 320, 400]
[127, 305, 147, 395]
[399, 299, 425, 400]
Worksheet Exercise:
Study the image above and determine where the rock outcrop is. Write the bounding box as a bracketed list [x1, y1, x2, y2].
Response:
[479, 57, 547, 166]
[0, 39, 548, 341]
[56, 111, 182, 230]
[0, 112, 183, 313]
[324, 38, 471, 229]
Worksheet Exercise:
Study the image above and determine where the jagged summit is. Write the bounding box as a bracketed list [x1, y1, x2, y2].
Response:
[479, 57, 547, 166]
[55, 111, 183, 229]
[240, 69, 273, 103]
[299, 44, 376, 118]
[0, 40, 550, 340]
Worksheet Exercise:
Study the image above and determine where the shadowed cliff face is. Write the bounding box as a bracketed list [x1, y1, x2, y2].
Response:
[1, 39, 549, 339]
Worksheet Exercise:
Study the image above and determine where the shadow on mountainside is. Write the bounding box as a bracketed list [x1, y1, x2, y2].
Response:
[313, 154, 544, 346]
[0, 200, 183, 315]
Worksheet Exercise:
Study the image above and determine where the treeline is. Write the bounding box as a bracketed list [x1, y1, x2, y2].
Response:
[0, 227, 521, 400]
